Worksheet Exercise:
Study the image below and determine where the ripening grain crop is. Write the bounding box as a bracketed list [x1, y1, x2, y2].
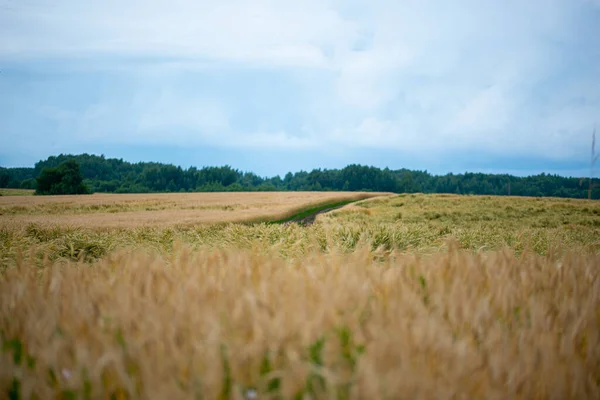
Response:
[0, 192, 384, 229]
[1, 193, 599, 399]
[1, 245, 599, 399]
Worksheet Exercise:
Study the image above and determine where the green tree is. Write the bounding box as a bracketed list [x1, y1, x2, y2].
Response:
[35, 160, 90, 195]
[1, 152, 598, 199]
[19, 178, 36, 190]
[0, 172, 9, 188]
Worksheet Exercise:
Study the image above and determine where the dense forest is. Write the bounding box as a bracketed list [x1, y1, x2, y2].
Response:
[1, 153, 598, 199]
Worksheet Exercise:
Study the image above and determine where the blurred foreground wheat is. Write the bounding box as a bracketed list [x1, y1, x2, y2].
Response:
[2, 244, 599, 399]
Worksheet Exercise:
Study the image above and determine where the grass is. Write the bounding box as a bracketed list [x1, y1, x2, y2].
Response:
[266, 199, 360, 225]
[0, 188, 34, 196]
[1, 192, 599, 399]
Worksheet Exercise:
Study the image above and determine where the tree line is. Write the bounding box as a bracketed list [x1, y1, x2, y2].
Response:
[0, 153, 598, 199]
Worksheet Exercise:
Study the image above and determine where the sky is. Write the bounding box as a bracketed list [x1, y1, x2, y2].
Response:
[1, 0, 599, 178]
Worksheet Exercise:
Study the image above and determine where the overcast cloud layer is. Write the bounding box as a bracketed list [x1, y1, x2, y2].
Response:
[1, 0, 599, 176]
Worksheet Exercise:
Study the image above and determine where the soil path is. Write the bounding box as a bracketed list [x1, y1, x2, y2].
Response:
[279, 194, 391, 226]
[284, 203, 349, 226]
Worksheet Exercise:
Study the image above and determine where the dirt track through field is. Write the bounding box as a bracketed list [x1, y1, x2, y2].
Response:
[282, 204, 351, 226]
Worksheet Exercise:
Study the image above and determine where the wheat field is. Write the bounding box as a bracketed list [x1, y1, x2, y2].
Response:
[0, 192, 382, 229]
[1, 193, 600, 399]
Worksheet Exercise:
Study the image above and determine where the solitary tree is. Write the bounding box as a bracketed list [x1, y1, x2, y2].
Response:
[35, 160, 90, 195]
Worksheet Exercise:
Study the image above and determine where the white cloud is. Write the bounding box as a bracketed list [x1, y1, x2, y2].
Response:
[134, 91, 230, 136]
[0, 0, 353, 67]
[334, 47, 413, 111]
[452, 85, 513, 134]
[228, 131, 316, 149]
